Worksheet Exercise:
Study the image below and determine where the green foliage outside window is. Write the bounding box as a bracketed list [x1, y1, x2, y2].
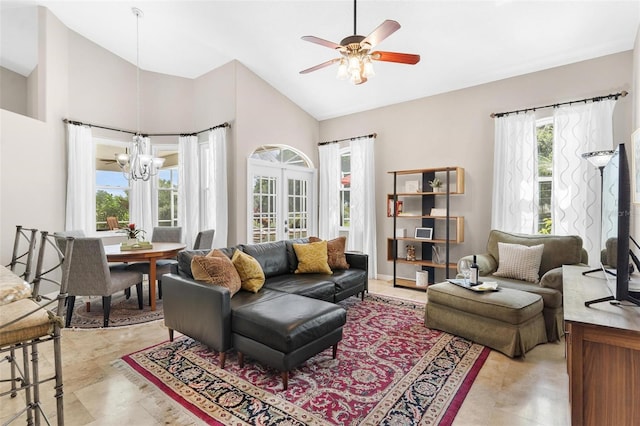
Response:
[537, 122, 553, 234]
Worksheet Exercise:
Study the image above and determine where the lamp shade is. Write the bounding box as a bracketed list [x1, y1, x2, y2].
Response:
[581, 150, 614, 168]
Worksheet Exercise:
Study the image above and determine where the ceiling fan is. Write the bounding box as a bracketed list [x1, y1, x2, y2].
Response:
[299, 0, 420, 85]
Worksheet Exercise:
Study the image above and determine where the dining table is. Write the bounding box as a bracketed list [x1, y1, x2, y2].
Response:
[104, 242, 186, 311]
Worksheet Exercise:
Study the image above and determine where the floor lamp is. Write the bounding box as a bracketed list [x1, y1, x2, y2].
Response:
[581, 149, 614, 276]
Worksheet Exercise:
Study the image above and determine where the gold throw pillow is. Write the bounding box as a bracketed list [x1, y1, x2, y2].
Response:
[231, 250, 265, 293]
[309, 236, 350, 270]
[293, 241, 333, 274]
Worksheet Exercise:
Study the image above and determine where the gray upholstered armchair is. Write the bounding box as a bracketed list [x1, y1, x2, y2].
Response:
[55, 236, 144, 327]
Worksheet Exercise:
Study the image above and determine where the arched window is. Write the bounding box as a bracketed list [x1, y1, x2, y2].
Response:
[250, 144, 313, 168]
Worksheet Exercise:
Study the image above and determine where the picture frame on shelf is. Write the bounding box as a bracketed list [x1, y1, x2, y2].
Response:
[415, 227, 433, 240]
[405, 180, 420, 193]
[633, 128, 640, 204]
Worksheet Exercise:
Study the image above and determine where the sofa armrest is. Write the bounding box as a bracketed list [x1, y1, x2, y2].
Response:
[457, 253, 498, 276]
[540, 267, 563, 292]
[162, 273, 232, 352]
[345, 252, 368, 272]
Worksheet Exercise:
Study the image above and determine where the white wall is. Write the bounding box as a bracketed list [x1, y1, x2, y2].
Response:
[320, 51, 633, 279]
[0, 67, 28, 115]
[0, 7, 68, 261]
[233, 62, 320, 244]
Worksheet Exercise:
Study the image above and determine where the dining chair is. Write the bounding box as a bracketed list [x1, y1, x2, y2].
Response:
[0, 231, 74, 425]
[6, 225, 38, 283]
[106, 216, 120, 230]
[53, 236, 144, 327]
[193, 229, 215, 250]
[127, 226, 182, 303]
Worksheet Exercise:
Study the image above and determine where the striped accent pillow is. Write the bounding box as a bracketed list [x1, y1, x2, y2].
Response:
[494, 242, 544, 283]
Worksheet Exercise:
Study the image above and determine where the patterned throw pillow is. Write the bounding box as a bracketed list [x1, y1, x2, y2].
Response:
[231, 250, 265, 293]
[191, 252, 241, 297]
[309, 236, 350, 270]
[293, 241, 333, 274]
[494, 242, 544, 283]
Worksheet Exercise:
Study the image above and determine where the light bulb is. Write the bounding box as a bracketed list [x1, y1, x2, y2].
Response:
[363, 57, 375, 78]
[336, 58, 348, 80]
[348, 55, 360, 73]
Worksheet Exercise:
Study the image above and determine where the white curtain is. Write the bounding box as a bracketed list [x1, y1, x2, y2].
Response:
[348, 135, 377, 278]
[178, 135, 200, 249]
[491, 112, 538, 233]
[65, 123, 95, 233]
[204, 127, 228, 248]
[318, 143, 341, 239]
[129, 136, 156, 240]
[553, 99, 616, 264]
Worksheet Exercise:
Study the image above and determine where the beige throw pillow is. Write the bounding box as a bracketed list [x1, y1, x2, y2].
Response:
[191, 252, 241, 297]
[494, 242, 544, 283]
[231, 250, 265, 293]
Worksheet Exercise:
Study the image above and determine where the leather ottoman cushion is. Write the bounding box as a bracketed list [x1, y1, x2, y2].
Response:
[232, 293, 346, 353]
[427, 282, 543, 325]
[263, 275, 335, 300]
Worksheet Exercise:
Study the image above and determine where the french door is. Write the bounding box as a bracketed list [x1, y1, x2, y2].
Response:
[248, 159, 317, 243]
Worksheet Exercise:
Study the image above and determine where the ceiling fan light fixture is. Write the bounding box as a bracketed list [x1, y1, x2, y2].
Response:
[362, 56, 375, 78]
[336, 58, 349, 80]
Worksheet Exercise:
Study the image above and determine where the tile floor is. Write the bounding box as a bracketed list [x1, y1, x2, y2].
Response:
[1, 279, 569, 425]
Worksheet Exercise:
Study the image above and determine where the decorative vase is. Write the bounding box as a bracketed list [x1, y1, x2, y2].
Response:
[127, 238, 139, 246]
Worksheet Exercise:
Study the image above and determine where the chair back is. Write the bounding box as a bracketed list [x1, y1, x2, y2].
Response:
[54, 237, 112, 297]
[106, 217, 120, 230]
[7, 225, 38, 282]
[193, 229, 215, 250]
[152, 226, 182, 243]
[32, 231, 74, 312]
[53, 230, 86, 253]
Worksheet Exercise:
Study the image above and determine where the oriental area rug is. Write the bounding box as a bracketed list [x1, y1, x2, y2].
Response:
[119, 295, 489, 425]
[66, 287, 164, 328]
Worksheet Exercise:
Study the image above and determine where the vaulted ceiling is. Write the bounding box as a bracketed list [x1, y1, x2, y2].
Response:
[2, 1, 639, 120]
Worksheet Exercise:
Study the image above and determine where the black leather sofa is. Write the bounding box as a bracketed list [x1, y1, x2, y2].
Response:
[162, 238, 368, 389]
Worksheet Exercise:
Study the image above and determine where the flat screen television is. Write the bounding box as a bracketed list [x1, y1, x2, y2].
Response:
[586, 143, 640, 307]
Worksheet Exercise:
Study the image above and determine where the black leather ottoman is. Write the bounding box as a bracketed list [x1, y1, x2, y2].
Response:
[232, 293, 347, 390]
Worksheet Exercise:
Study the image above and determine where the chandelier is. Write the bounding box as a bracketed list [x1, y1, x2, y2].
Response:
[115, 7, 164, 181]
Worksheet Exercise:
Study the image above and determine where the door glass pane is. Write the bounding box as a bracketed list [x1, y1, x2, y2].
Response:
[252, 176, 278, 243]
[287, 178, 308, 239]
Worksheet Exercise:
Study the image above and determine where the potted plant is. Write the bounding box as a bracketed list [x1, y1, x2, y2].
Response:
[429, 178, 443, 192]
[119, 223, 146, 244]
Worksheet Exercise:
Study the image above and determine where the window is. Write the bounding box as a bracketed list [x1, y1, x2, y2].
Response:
[537, 118, 553, 234]
[156, 145, 179, 227]
[96, 142, 130, 230]
[340, 149, 351, 229]
[95, 140, 178, 230]
[157, 168, 179, 227]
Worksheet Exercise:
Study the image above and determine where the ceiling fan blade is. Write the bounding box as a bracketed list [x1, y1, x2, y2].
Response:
[300, 58, 341, 74]
[371, 51, 420, 65]
[361, 20, 400, 48]
[301, 35, 343, 50]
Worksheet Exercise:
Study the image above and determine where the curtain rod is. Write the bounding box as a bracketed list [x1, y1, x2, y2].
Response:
[490, 91, 628, 118]
[318, 133, 377, 146]
[62, 119, 229, 137]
